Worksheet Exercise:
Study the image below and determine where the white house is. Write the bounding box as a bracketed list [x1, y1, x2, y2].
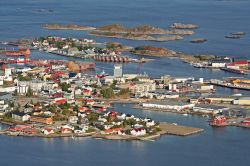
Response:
[131, 128, 146, 136]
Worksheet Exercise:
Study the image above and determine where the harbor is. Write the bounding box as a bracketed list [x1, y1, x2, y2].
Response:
[1, 0, 250, 166]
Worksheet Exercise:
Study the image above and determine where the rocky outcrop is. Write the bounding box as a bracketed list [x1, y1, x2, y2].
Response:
[43, 24, 96, 30]
[170, 23, 199, 29]
[90, 31, 183, 42]
[131, 46, 177, 57]
[190, 38, 207, 43]
[96, 24, 167, 34]
[43, 23, 196, 41]
[166, 29, 194, 35]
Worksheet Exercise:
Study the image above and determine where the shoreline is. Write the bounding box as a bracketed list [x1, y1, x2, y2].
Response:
[0, 121, 203, 140]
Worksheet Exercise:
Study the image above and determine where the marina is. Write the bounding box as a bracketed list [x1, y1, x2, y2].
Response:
[1, 0, 250, 166]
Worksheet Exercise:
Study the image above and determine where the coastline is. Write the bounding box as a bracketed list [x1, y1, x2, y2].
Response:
[0, 122, 203, 140]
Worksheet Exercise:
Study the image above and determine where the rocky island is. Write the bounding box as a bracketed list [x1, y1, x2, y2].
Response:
[43, 24, 96, 31]
[170, 23, 199, 29]
[90, 24, 194, 41]
[42, 23, 196, 42]
[131, 45, 177, 57]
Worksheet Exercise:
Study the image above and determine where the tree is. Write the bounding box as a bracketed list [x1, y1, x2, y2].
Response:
[73, 105, 79, 112]
[26, 86, 33, 97]
[60, 82, 70, 92]
[131, 77, 139, 82]
[110, 80, 117, 89]
[13, 90, 18, 96]
[101, 87, 114, 98]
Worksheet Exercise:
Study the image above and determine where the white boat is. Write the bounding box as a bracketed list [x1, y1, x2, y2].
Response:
[183, 113, 188, 116]
[233, 93, 242, 96]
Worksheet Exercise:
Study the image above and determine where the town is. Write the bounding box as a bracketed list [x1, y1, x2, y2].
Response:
[0, 36, 250, 141]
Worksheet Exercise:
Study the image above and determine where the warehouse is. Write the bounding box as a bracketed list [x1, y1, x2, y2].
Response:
[233, 97, 250, 106]
[192, 104, 229, 115]
[141, 100, 194, 111]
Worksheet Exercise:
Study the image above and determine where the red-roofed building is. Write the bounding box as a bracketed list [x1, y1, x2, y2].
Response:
[83, 89, 92, 97]
[103, 128, 123, 134]
[241, 118, 250, 125]
[53, 98, 67, 104]
[42, 128, 55, 135]
[61, 128, 72, 134]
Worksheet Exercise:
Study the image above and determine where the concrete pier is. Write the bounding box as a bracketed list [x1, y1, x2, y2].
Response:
[159, 122, 204, 136]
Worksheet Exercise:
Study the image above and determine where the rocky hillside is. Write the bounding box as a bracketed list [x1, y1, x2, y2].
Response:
[131, 46, 177, 57]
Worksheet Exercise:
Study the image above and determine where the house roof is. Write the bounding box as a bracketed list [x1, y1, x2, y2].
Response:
[12, 111, 27, 116]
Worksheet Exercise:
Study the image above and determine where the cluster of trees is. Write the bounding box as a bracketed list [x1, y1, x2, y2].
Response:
[17, 74, 31, 81]
[101, 80, 130, 98]
[87, 112, 99, 123]
[106, 42, 123, 50]
[101, 87, 114, 98]
[60, 82, 71, 92]
[26, 86, 33, 97]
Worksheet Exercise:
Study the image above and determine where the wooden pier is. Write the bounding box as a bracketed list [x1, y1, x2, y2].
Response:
[159, 122, 204, 136]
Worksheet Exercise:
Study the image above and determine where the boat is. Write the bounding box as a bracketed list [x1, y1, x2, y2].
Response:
[183, 113, 188, 116]
[230, 32, 246, 36]
[190, 38, 207, 43]
[232, 93, 242, 96]
[225, 35, 241, 39]
[96, 70, 109, 78]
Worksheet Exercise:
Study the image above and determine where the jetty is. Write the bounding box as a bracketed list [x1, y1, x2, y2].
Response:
[159, 122, 204, 136]
[210, 80, 250, 91]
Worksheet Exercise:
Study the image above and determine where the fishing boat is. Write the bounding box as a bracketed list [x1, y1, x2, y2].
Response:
[96, 70, 109, 78]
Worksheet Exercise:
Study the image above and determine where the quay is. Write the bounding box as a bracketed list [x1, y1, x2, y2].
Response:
[210, 80, 250, 91]
[159, 122, 204, 136]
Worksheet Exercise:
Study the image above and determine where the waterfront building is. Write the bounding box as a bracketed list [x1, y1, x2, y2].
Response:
[233, 97, 250, 106]
[68, 47, 80, 56]
[193, 104, 229, 115]
[131, 128, 146, 136]
[0, 86, 15, 93]
[161, 75, 171, 85]
[0, 100, 10, 116]
[210, 59, 231, 68]
[142, 100, 194, 111]
[12, 112, 30, 122]
[131, 82, 156, 96]
[0, 92, 12, 101]
[145, 90, 179, 99]
[114, 64, 122, 77]
[241, 118, 250, 125]
[30, 116, 53, 125]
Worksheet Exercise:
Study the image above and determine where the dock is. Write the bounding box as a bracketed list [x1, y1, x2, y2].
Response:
[159, 122, 204, 136]
[210, 81, 250, 91]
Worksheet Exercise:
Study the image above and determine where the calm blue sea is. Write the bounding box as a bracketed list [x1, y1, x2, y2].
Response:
[0, 0, 250, 165]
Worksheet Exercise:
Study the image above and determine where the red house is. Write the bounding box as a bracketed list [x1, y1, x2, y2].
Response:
[210, 115, 227, 126]
[241, 118, 250, 125]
